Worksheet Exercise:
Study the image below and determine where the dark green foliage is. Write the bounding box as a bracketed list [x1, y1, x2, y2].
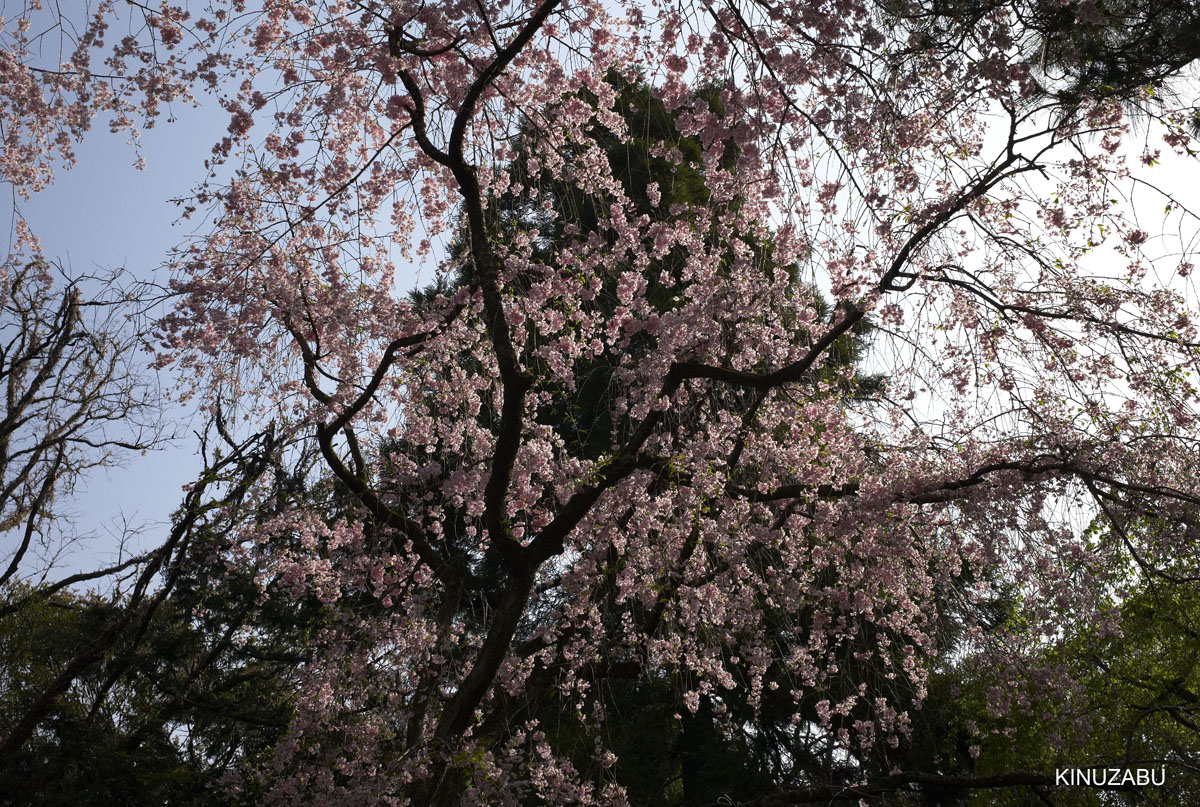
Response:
[0, 587, 214, 807]
[881, 0, 1200, 126]
[0, 521, 322, 807]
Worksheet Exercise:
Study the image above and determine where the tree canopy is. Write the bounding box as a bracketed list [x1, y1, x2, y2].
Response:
[3, 0, 1200, 805]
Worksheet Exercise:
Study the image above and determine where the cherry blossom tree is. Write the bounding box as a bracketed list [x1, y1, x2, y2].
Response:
[4, 0, 1200, 804]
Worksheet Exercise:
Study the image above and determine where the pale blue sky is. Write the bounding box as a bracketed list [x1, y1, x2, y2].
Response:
[7, 101, 227, 573]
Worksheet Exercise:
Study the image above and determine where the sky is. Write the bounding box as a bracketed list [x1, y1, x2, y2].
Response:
[3, 96, 256, 573]
[4, 105, 220, 572]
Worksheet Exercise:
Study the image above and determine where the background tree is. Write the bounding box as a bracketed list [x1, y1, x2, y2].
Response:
[879, 0, 1200, 126]
[0, 258, 180, 787]
[935, 516, 1200, 807]
[0, 261, 161, 587]
[0, 419, 308, 807]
